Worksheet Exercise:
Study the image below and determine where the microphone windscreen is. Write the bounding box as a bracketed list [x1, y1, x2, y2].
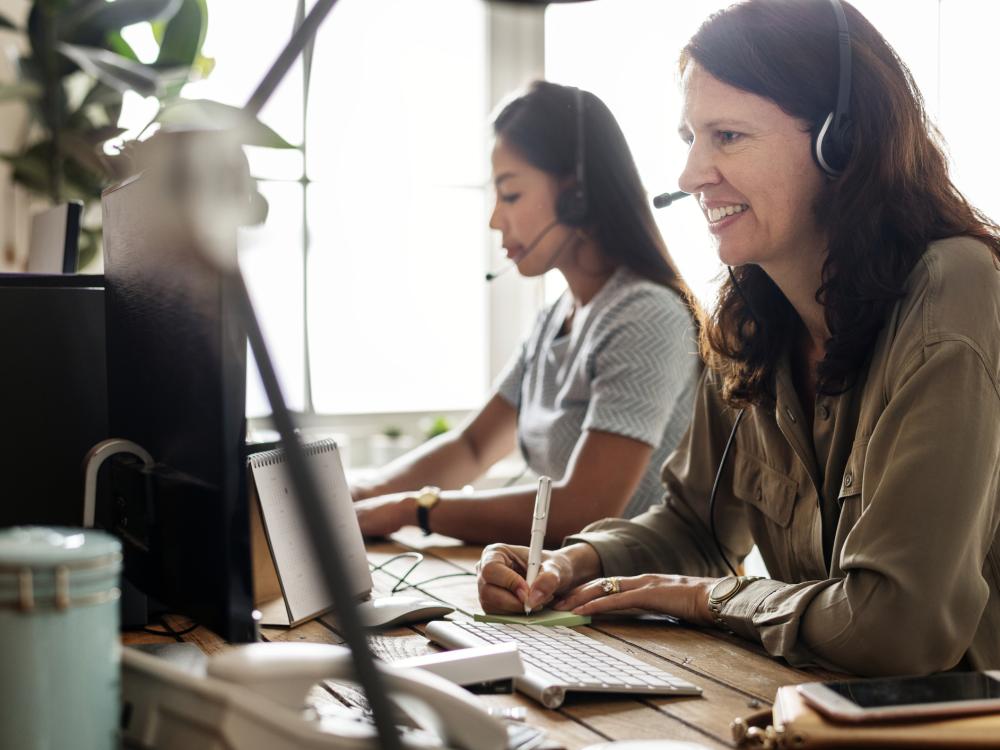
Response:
[652, 190, 690, 209]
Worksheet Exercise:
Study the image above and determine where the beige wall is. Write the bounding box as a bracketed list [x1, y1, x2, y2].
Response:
[0, 0, 31, 270]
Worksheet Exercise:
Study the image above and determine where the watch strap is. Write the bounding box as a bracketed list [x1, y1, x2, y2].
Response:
[415, 486, 441, 536]
[417, 503, 433, 535]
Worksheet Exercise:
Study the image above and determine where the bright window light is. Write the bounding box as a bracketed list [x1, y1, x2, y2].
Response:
[305, 0, 489, 414]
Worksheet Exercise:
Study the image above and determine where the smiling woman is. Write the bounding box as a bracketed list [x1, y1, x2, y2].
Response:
[479, 0, 1000, 679]
[677, 69, 828, 276]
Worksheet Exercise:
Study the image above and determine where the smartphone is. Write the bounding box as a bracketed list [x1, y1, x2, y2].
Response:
[797, 671, 1000, 723]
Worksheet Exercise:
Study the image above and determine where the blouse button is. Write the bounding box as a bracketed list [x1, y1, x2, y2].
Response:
[844, 473, 853, 488]
[818, 404, 830, 420]
[784, 406, 797, 423]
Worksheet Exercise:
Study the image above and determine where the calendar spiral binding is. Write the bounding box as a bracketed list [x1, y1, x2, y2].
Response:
[248, 438, 339, 469]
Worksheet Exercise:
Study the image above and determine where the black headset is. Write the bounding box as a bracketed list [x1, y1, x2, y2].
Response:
[812, 0, 854, 177]
[709, 0, 854, 576]
[554, 87, 589, 226]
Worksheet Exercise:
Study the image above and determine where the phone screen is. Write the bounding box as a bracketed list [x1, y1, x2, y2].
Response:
[826, 673, 1000, 708]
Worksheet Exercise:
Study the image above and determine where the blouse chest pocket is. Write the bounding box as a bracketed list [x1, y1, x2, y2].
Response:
[732, 456, 798, 528]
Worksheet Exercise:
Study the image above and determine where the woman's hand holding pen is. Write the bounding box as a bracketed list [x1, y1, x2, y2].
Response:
[477, 542, 602, 613]
[477, 542, 717, 625]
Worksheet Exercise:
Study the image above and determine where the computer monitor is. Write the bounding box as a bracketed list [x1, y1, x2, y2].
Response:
[101, 168, 255, 643]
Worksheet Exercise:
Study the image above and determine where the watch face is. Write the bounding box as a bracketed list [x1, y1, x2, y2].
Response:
[711, 576, 741, 602]
[416, 487, 440, 508]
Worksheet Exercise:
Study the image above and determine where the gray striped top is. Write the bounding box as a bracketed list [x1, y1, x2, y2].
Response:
[496, 266, 700, 518]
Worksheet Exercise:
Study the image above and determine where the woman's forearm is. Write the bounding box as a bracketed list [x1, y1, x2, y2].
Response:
[427, 484, 622, 546]
[353, 431, 481, 500]
[353, 395, 518, 501]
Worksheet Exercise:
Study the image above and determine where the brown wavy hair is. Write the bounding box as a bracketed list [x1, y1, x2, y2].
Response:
[682, 0, 1000, 406]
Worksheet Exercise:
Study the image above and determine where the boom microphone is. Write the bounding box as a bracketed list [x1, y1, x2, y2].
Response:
[652, 190, 690, 209]
[485, 218, 561, 282]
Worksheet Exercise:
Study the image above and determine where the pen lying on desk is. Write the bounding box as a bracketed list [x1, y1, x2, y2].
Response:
[524, 476, 551, 615]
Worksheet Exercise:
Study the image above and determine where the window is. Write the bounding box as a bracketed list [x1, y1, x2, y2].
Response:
[304, 0, 489, 415]
[126, 0, 494, 420]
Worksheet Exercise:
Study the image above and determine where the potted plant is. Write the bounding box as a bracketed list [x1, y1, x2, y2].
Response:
[0, 0, 292, 268]
[368, 425, 416, 467]
[421, 415, 452, 441]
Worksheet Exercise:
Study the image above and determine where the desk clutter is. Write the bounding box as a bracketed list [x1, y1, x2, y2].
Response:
[4, 524, 998, 749]
[733, 683, 1000, 749]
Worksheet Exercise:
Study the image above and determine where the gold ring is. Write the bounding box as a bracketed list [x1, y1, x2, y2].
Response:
[599, 577, 620, 595]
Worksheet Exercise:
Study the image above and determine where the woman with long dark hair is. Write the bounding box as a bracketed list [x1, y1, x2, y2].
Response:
[479, 0, 1000, 675]
[352, 81, 701, 545]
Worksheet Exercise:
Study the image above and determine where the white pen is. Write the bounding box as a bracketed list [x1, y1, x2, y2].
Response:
[524, 475, 552, 615]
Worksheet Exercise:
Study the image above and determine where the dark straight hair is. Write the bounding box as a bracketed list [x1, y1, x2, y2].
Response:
[681, 0, 1000, 407]
[492, 80, 702, 329]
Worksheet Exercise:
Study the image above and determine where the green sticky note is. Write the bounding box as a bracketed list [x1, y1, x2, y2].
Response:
[474, 610, 591, 627]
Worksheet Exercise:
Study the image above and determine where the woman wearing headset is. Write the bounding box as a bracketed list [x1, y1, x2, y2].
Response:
[479, 0, 1000, 676]
[351, 81, 702, 545]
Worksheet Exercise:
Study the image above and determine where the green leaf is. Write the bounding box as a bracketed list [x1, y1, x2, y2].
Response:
[105, 30, 139, 62]
[5, 149, 52, 195]
[64, 0, 183, 40]
[68, 80, 123, 130]
[79, 125, 128, 144]
[0, 82, 43, 101]
[57, 42, 161, 96]
[157, 99, 298, 149]
[77, 226, 100, 270]
[192, 53, 214, 79]
[3, 139, 103, 201]
[78, 79, 124, 110]
[154, 0, 206, 69]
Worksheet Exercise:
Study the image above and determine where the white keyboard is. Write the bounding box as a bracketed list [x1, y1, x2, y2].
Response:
[425, 620, 701, 708]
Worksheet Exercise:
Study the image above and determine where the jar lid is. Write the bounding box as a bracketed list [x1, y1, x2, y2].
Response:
[0, 526, 121, 568]
[0, 527, 122, 612]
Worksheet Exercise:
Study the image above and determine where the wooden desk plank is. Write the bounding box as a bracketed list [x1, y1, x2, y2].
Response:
[591, 618, 840, 701]
[162, 615, 228, 655]
[563, 697, 730, 749]
[120, 628, 179, 646]
[263, 619, 343, 645]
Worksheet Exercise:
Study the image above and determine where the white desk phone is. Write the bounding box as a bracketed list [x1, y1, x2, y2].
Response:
[121, 642, 511, 750]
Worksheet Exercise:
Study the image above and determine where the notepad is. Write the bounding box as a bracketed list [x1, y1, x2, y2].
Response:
[474, 610, 591, 627]
[249, 439, 373, 627]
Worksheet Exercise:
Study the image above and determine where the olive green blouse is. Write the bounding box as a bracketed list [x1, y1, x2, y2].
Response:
[567, 236, 1000, 676]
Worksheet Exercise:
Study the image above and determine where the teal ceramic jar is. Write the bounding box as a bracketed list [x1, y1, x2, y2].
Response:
[0, 527, 122, 750]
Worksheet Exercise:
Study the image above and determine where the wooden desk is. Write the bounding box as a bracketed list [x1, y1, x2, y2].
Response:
[124, 528, 837, 749]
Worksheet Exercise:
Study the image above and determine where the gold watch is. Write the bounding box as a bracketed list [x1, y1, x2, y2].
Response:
[707, 575, 763, 631]
[415, 486, 441, 535]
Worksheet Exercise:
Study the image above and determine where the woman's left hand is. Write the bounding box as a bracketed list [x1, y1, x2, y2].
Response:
[354, 493, 417, 538]
[552, 573, 719, 626]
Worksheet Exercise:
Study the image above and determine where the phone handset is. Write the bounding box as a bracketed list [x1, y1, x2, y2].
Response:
[210, 642, 508, 748]
[122, 643, 508, 750]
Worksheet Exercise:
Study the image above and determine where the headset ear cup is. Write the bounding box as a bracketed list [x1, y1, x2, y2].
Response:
[813, 111, 853, 177]
[555, 185, 588, 227]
